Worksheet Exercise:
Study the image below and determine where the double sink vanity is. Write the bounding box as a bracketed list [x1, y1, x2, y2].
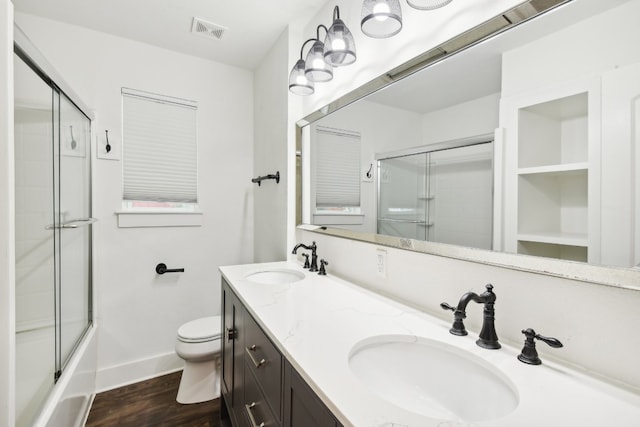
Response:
[219, 261, 640, 426]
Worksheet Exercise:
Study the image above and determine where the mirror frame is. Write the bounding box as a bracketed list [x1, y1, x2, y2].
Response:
[295, 0, 640, 291]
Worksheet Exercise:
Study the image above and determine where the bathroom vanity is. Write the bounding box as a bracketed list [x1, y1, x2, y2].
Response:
[220, 273, 342, 427]
[220, 261, 640, 426]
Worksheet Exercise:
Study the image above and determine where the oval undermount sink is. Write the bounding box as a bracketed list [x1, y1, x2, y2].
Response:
[349, 335, 519, 422]
[244, 269, 305, 285]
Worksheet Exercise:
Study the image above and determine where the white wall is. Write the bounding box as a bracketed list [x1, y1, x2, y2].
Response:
[421, 93, 499, 145]
[0, 2, 15, 425]
[288, 0, 640, 392]
[253, 29, 289, 262]
[14, 12, 255, 390]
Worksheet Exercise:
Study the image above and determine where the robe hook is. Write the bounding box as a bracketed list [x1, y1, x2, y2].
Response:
[105, 130, 112, 153]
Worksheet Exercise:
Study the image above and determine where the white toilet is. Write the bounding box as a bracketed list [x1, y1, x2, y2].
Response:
[174, 315, 222, 404]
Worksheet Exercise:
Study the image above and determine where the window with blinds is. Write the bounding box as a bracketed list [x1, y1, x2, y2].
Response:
[122, 88, 197, 209]
[314, 126, 361, 211]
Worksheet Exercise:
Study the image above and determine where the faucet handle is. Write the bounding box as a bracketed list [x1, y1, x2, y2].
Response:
[535, 333, 563, 348]
[440, 302, 455, 312]
[440, 301, 467, 336]
[302, 253, 310, 269]
[518, 328, 563, 365]
[318, 259, 328, 275]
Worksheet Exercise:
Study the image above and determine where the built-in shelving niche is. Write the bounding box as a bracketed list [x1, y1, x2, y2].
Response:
[516, 92, 589, 262]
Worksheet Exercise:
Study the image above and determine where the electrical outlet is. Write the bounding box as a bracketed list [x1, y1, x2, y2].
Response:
[376, 248, 387, 278]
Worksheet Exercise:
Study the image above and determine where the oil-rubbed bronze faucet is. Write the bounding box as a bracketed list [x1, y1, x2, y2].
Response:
[292, 241, 318, 272]
[441, 284, 501, 349]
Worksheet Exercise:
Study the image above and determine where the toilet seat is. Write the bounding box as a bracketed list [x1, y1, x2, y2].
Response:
[177, 316, 221, 343]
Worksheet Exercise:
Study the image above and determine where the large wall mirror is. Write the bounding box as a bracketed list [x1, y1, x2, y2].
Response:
[297, 0, 640, 289]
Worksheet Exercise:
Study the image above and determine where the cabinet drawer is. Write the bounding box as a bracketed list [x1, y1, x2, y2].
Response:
[244, 313, 282, 418]
[243, 362, 279, 427]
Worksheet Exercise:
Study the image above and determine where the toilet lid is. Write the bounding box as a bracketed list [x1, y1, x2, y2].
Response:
[178, 316, 222, 343]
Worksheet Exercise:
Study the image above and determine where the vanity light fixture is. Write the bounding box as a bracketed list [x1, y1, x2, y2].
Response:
[361, 0, 403, 38]
[305, 25, 333, 82]
[323, 6, 357, 67]
[406, 0, 453, 10]
[289, 39, 317, 96]
[290, 5, 358, 95]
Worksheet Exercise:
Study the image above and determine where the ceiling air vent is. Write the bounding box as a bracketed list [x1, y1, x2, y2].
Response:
[191, 17, 227, 40]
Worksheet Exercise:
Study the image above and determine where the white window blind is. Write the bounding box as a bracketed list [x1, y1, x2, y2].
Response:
[315, 127, 361, 208]
[122, 88, 197, 204]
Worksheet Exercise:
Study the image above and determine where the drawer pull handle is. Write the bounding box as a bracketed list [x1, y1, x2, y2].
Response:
[225, 327, 236, 342]
[246, 345, 266, 368]
[245, 402, 265, 427]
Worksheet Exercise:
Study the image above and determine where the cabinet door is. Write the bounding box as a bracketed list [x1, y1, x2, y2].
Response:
[221, 280, 248, 427]
[221, 281, 235, 398]
[283, 362, 341, 427]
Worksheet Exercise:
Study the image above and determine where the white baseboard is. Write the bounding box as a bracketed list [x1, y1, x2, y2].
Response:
[95, 351, 184, 393]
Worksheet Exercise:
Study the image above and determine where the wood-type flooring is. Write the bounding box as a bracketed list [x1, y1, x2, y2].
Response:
[85, 371, 220, 427]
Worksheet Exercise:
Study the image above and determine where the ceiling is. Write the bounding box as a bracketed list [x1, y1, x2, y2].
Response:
[12, 0, 328, 70]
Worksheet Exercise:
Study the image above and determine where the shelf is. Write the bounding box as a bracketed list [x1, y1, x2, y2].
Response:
[518, 162, 588, 176]
[506, 81, 598, 263]
[518, 92, 588, 169]
[518, 172, 588, 237]
[517, 240, 588, 262]
[517, 232, 588, 247]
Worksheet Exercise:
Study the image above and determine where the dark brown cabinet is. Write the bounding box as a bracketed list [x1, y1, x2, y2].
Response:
[221, 279, 342, 427]
[221, 279, 247, 427]
[283, 364, 341, 427]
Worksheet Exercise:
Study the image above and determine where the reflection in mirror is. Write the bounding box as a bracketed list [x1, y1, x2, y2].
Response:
[299, 0, 640, 278]
[377, 142, 494, 249]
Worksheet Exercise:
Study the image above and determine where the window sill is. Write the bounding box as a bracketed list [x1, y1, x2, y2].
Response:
[116, 210, 203, 228]
[312, 213, 364, 225]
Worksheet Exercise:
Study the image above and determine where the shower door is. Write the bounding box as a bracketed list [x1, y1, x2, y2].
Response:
[14, 50, 93, 427]
[56, 92, 92, 371]
[377, 153, 429, 240]
[14, 50, 57, 427]
[377, 142, 494, 248]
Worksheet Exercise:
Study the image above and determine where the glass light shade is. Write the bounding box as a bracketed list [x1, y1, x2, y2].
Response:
[361, 0, 403, 38]
[288, 59, 314, 96]
[406, 0, 453, 10]
[304, 41, 333, 82]
[323, 18, 357, 67]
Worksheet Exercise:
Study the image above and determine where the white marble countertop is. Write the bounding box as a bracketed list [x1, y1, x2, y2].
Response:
[220, 261, 640, 427]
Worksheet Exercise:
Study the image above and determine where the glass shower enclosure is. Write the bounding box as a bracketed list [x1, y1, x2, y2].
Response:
[14, 47, 93, 427]
[377, 142, 494, 249]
